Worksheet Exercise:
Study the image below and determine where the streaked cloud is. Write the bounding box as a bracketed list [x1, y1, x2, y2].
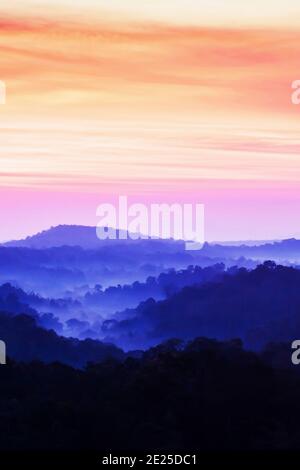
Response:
[0, 1, 299, 240]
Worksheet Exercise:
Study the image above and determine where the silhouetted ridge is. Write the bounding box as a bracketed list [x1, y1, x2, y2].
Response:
[0, 312, 124, 368]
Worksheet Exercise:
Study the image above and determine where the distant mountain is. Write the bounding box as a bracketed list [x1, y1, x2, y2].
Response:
[0, 226, 254, 297]
[3, 226, 299, 263]
[3, 225, 185, 251]
[211, 239, 279, 246]
[201, 238, 300, 262]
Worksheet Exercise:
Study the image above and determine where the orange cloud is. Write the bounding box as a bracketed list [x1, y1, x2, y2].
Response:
[0, 16, 298, 119]
[0, 11, 299, 192]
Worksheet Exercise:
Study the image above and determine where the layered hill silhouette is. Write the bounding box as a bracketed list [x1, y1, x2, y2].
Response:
[3, 225, 185, 251]
[0, 228, 258, 297]
[1, 225, 300, 455]
[0, 312, 125, 368]
[103, 262, 300, 350]
[201, 238, 300, 262]
[0, 264, 228, 340]
[4, 225, 300, 263]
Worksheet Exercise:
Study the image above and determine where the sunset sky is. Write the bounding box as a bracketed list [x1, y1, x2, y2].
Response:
[0, 1, 299, 241]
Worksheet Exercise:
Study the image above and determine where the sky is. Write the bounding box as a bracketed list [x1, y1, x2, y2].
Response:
[0, 0, 299, 241]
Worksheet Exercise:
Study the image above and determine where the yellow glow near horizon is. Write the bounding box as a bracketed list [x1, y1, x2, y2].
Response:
[3, 0, 300, 27]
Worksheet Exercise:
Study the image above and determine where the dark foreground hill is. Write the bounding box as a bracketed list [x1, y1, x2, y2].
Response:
[0, 312, 124, 368]
[0, 338, 298, 452]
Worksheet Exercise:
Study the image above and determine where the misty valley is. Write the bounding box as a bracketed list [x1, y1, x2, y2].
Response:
[1, 225, 300, 454]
